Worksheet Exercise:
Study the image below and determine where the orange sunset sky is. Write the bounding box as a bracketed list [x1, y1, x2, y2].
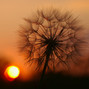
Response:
[0, 0, 89, 81]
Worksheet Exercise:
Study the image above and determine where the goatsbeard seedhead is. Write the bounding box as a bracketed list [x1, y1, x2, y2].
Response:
[18, 9, 85, 71]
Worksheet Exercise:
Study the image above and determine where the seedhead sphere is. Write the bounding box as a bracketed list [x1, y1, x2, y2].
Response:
[19, 9, 84, 71]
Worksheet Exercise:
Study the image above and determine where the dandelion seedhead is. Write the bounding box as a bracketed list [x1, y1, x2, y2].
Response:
[19, 9, 84, 71]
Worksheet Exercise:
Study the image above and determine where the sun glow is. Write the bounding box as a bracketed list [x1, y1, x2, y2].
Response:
[4, 66, 20, 81]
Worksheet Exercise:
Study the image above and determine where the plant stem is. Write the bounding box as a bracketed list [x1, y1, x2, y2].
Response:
[39, 54, 50, 89]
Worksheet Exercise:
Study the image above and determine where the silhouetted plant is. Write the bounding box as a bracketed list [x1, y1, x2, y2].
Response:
[18, 9, 84, 83]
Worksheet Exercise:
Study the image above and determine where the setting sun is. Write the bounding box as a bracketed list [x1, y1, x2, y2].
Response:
[4, 66, 20, 81]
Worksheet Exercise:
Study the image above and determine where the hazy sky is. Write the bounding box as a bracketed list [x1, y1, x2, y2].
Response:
[0, 0, 89, 53]
[0, 0, 89, 80]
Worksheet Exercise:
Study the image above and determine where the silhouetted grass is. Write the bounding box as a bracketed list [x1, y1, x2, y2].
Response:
[1, 72, 89, 89]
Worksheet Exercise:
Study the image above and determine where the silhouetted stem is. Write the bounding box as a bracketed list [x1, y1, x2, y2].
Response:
[39, 54, 50, 88]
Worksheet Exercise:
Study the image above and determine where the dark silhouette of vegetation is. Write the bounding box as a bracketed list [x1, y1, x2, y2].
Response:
[18, 9, 85, 86]
[1, 72, 89, 89]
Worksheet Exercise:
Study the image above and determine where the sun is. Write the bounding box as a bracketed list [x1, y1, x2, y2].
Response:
[4, 66, 20, 81]
[7, 66, 20, 78]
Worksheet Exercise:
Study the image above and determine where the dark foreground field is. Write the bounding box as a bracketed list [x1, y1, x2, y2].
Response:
[0, 73, 89, 89]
